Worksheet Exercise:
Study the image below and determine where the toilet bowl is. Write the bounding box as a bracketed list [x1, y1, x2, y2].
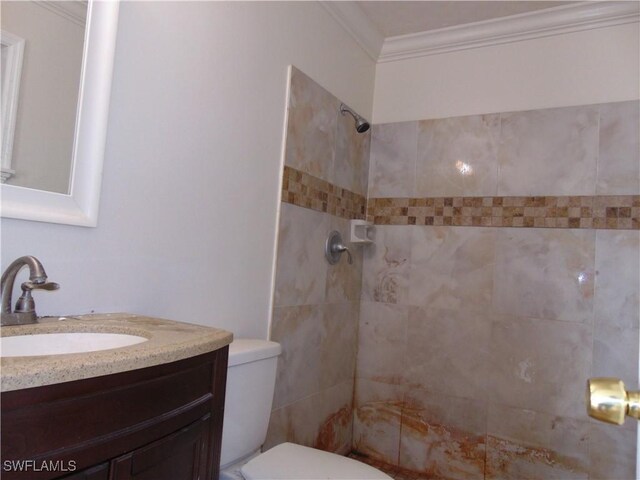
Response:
[219, 339, 391, 480]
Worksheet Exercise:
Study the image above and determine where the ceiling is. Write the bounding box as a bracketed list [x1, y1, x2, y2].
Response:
[356, 1, 577, 38]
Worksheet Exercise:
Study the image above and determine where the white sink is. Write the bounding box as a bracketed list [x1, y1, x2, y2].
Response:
[0, 332, 148, 357]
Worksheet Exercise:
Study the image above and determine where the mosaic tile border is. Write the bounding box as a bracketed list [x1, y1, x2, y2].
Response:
[367, 196, 640, 230]
[282, 165, 366, 220]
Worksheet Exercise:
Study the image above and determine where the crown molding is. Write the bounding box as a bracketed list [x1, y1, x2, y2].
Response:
[319, 1, 384, 61]
[33, 1, 88, 27]
[321, 1, 640, 64]
[380, 1, 640, 62]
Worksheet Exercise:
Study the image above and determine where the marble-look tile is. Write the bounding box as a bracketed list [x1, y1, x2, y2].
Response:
[498, 105, 599, 196]
[416, 114, 500, 197]
[265, 381, 354, 455]
[486, 403, 589, 480]
[400, 389, 486, 480]
[263, 406, 288, 452]
[493, 228, 596, 324]
[270, 304, 325, 410]
[405, 306, 491, 400]
[312, 381, 355, 455]
[593, 323, 639, 392]
[334, 105, 371, 196]
[353, 379, 405, 466]
[594, 230, 640, 329]
[486, 436, 588, 480]
[320, 302, 358, 389]
[361, 226, 410, 304]
[273, 203, 330, 307]
[357, 302, 408, 385]
[597, 100, 640, 195]
[368, 122, 418, 198]
[408, 226, 495, 310]
[589, 422, 637, 480]
[289, 381, 354, 454]
[325, 216, 363, 304]
[489, 316, 592, 419]
[285, 67, 339, 181]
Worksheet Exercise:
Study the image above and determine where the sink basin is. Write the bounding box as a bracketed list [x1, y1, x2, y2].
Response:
[1, 332, 148, 357]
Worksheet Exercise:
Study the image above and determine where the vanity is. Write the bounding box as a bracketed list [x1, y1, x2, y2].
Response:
[0, 314, 233, 480]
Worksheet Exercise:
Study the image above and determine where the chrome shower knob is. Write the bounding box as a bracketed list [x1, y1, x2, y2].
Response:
[325, 231, 352, 265]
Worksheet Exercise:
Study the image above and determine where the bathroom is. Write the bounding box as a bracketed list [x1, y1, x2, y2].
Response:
[1, 1, 639, 479]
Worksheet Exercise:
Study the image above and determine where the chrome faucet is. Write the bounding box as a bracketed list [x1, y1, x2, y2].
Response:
[1, 256, 59, 326]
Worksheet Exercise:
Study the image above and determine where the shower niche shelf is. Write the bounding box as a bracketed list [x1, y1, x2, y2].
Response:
[350, 220, 374, 244]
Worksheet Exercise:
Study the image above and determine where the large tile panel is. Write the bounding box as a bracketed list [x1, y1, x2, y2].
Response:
[486, 403, 590, 480]
[400, 389, 486, 480]
[320, 302, 358, 389]
[493, 228, 596, 323]
[273, 202, 330, 307]
[353, 379, 405, 466]
[416, 114, 500, 197]
[405, 306, 491, 401]
[334, 106, 371, 196]
[285, 67, 339, 181]
[498, 105, 599, 196]
[368, 122, 418, 198]
[597, 100, 640, 195]
[357, 302, 408, 385]
[361, 225, 411, 304]
[588, 422, 637, 480]
[592, 323, 639, 392]
[270, 304, 325, 410]
[409, 226, 495, 310]
[488, 316, 592, 419]
[594, 230, 640, 329]
[264, 381, 354, 455]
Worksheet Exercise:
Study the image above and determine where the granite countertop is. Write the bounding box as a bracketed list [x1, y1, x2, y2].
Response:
[0, 313, 233, 392]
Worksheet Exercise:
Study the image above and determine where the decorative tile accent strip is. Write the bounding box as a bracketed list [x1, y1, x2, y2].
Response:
[282, 165, 366, 220]
[367, 196, 640, 230]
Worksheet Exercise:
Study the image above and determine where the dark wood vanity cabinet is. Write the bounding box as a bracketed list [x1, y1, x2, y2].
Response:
[1, 347, 228, 480]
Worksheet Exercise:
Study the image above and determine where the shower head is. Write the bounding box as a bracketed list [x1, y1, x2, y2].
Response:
[340, 103, 370, 133]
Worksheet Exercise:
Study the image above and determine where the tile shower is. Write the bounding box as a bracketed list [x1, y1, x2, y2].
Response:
[265, 67, 369, 455]
[267, 67, 640, 479]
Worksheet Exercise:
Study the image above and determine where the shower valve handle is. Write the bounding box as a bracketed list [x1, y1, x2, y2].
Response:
[332, 243, 353, 265]
[325, 231, 353, 265]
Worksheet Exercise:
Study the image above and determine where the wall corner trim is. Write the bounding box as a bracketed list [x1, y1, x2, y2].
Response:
[323, 1, 640, 64]
[33, 0, 88, 27]
[319, 1, 384, 61]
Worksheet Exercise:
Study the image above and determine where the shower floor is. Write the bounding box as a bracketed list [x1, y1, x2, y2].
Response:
[348, 452, 433, 480]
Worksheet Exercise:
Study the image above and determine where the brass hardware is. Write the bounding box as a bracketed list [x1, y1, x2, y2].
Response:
[587, 377, 640, 425]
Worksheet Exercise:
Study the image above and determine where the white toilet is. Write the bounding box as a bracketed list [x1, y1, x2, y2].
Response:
[219, 339, 392, 480]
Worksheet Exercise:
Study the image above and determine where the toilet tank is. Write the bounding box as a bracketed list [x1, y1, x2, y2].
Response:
[220, 339, 282, 469]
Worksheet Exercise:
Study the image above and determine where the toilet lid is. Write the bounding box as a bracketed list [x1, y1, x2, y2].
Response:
[241, 443, 392, 480]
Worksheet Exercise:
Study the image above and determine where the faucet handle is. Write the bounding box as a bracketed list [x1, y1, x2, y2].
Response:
[13, 281, 60, 315]
[21, 281, 60, 292]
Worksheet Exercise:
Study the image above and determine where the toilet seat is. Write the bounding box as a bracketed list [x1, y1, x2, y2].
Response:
[240, 443, 392, 480]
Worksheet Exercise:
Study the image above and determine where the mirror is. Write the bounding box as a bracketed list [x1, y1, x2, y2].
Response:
[0, 1, 119, 227]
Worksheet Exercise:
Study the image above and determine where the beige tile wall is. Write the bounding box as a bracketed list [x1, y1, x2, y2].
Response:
[265, 67, 370, 454]
[368, 101, 639, 199]
[270, 68, 639, 479]
[356, 100, 640, 479]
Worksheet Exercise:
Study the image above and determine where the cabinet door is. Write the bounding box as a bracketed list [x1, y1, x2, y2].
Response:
[58, 463, 109, 480]
[110, 416, 210, 480]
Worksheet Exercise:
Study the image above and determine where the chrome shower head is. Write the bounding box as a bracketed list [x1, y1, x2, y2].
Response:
[340, 103, 370, 133]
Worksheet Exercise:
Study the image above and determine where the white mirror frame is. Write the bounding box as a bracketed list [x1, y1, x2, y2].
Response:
[0, 1, 119, 227]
